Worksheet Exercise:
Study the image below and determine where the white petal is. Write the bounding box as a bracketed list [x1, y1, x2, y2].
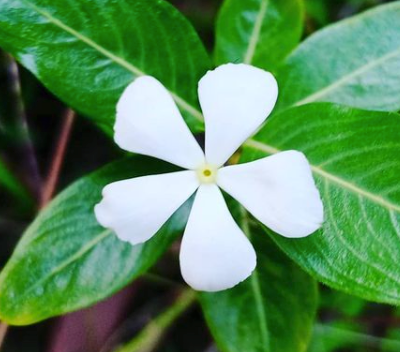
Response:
[115, 76, 205, 169]
[95, 171, 199, 245]
[199, 63, 278, 166]
[218, 151, 324, 238]
[180, 184, 256, 292]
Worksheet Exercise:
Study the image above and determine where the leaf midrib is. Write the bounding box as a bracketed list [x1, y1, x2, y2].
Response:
[243, 0, 269, 64]
[244, 139, 400, 214]
[293, 45, 400, 106]
[20, 0, 204, 122]
[240, 206, 270, 349]
[14, 229, 112, 300]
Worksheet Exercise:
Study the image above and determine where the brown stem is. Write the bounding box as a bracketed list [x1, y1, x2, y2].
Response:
[0, 55, 43, 352]
[0, 56, 75, 349]
[0, 109, 75, 349]
[5, 54, 42, 201]
[40, 109, 75, 209]
[0, 322, 8, 351]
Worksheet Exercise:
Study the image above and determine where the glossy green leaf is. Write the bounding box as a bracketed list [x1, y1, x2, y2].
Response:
[200, 214, 317, 352]
[215, 0, 304, 71]
[242, 103, 400, 304]
[277, 2, 400, 112]
[0, 156, 191, 325]
[0, 0, 210, 133]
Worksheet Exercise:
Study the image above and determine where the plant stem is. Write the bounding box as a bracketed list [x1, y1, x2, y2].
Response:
[0, 323, 8, 351]
[0, 154, 32, 204]
[5, 54, 42, 201]
[113, 289, 196, 352]
[40, 109, 75, 208]
[143, 273, 184, 288]
[0, 109, 75, 350]
[0, 54, 41, 352]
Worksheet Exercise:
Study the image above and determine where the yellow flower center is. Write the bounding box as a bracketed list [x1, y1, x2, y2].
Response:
[197, 164, 218, 184]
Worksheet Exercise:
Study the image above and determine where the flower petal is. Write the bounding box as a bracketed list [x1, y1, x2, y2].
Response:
[198, 63, 278, 166]
[218, 151, 324, 238]
[180, 184, 256, 292]
[95, 171, 199, 245]
[116, 76, 205, 169]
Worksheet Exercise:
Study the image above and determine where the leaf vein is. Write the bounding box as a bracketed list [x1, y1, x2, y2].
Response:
[324, 182, 400, 286]
[294, 46, 400, 106]
[389, 210, 400, 241]
[19, 230, 112, 298]
[243, 0, 269, 64]
[240, 207, 270, 349]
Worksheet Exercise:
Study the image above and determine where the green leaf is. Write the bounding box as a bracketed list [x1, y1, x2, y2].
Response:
[200, 208, 317, 352]
[308, 324, 400, 352]
[0, 155, 32, 205]
[304, 0, 329, 26]
[215, 0, 304, 71]
[242, 103, 400, 304]
[277, 2, 400, 112]
[114, 289, 196, 352]
[0, 0, 210, 133]
[0, 156, 191, 325]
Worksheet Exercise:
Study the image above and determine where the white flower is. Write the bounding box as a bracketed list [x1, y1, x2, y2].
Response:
[95, 63, 324, 292]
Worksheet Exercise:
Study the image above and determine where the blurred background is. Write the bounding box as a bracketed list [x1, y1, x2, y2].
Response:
[0, 0, 399, 351]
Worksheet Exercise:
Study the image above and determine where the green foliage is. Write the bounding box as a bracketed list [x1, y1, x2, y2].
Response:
[0, 0, 210, 133]
[0, 156, 31, 205]
[305, 0, 329, 26]
[277, 2, 400, 112]
[243, 103, 400, 304]
[319, 290, 366, 318]
[114, 289, 196, 352]
[308, 323, 400, 352]
[0, 156, 191, 325]
[215, 0, 304, 71]
[200, 217, 317, 352]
